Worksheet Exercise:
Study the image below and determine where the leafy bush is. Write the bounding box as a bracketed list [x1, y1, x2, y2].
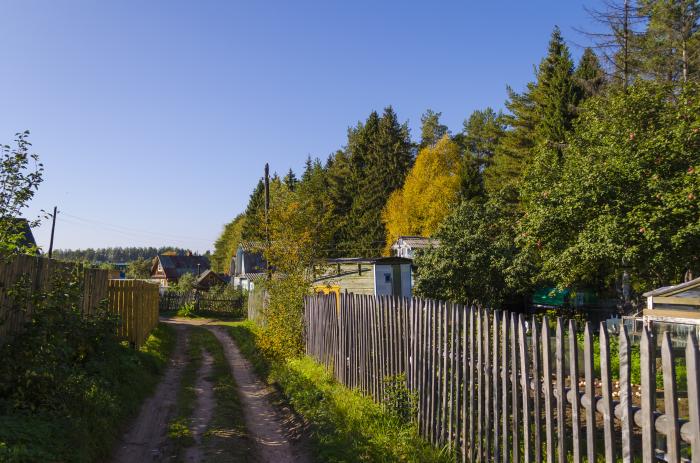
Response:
[177, 301, 196, 318]
[382, 373, 417, 425]
[0, 269, 175, 462]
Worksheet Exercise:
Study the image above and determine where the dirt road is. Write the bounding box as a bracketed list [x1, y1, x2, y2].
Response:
[111, 318, 309, 463]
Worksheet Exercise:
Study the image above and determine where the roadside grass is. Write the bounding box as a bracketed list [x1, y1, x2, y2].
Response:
[0, 323, 176, 463]
[168, 327, 254, 461]
[224, 320, 451, 463]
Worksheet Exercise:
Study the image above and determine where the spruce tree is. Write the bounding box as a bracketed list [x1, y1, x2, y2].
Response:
[283, 168, 298, 191]
[241, 179, 266, 242]
[461, 107, 505, 171]
[574, 48, 607, 101]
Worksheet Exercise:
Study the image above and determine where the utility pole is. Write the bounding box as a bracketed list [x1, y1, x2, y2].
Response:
[264, 163, 271, 281]
[48, 206, 58, 259]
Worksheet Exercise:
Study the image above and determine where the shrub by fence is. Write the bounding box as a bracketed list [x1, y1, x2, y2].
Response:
[0, 254, 108, 340]
[107, 279, 159, 348]
[304, 293, 700, 462]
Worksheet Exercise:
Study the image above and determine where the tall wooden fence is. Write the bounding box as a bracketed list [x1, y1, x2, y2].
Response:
[0, 254, 108, 339]
[304, 293, 700, 463]
[107, 279, 160, 348]
[247, 287, 266, 324]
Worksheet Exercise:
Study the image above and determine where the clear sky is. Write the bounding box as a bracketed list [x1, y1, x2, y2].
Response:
[1, 0, 603, 253]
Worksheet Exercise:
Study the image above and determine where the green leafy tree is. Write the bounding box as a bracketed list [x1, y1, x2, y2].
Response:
[0, 131, 43, 256]
[126, 257, 153, 279]
[518, 81, 700, 292]
[413, 196, 531, 309]
[211, 214, 246, 273]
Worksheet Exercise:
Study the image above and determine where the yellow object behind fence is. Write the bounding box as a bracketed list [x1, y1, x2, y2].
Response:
[313, 285, 340, 312]
[107, 279, 160, 348]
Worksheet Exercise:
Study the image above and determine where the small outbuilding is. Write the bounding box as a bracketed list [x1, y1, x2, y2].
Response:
[643, 275, 700, 325]
[313, 257, 413, 298]
[150, 253, 210, 287]
[231, 242, 267, 291]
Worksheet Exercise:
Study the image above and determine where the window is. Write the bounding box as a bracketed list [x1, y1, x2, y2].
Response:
[384, 273, 391, 283]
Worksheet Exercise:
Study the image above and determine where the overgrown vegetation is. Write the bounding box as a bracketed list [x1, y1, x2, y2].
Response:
[225, 321, 450, 462]
[0, 270, 175, 462]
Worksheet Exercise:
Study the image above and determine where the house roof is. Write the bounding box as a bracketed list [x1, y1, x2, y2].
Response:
[195, 269, 228, 286]
[239, 272, 267, 282]
[2, 218, 37, 251]
[643, 276, 700, 298]
[154, 254, 210, 280]
[323, 257, 413, 265]
[238, 241, 265, 252]
[393, 236, 440, 249]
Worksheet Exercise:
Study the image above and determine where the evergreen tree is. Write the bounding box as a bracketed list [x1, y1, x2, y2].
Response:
[241, 179, 266, 242]
[419, 109, 449, 149]
[574, 48, 607, 101]
[343, 107, 413, 256]
[638, 0, 700, 82]
[283, 168, 298, 191]
[461, 107, 505, 171]
[532, 26, 579, 151]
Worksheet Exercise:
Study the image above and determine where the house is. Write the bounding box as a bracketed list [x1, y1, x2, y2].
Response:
[643, 275, 700, 326]
[231, 242, 267, 292]
[390, 236, 440, 259]
[2, 218, 37, 253]
[150, 253, 210, 287]
[195, 269, 229, 290]
[312, 257, 413, 298]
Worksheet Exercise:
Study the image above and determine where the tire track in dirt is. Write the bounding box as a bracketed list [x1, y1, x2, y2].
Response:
[183, 349, 215, 462]
[207, 325, 310, 463]
[111, 323, 189, 463]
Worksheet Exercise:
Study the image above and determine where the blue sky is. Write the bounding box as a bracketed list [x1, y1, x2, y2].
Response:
[1, 1, 603, 252]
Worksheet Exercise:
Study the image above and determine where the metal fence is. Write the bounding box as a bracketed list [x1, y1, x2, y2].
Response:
[304, 293, 700, 462]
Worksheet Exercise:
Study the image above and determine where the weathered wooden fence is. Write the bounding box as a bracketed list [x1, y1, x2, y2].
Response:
[247, 287, 266, 323]
[0, 254, 108, 339]
[107, 279, 159, 348]
[304, 293, 700, 462]
[160, 290, 244, 317]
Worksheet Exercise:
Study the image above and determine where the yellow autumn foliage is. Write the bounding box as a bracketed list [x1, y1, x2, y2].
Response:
[382, 135, 462, 254]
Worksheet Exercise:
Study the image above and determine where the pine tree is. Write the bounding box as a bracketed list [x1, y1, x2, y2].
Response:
[419, 109, 449, 149]
[461, 107, 505, 171]
[638, 0, 700, 82]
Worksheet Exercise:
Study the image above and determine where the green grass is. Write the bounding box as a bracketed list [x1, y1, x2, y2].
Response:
[224, 320, 451, 463]
[0, 323, 176, 463]
[168, 327, 254, 461]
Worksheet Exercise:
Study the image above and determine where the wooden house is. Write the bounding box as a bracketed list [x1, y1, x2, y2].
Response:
[643, 275, 700, 325]
[390, 236, 440, 259]
[150, 253, 210, 287]
[313, 257, 413, 298]
[195, 269, 229, 290]
[231, 242, 267, 292]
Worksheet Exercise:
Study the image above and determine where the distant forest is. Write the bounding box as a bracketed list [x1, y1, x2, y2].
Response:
[52, 247, 198, 263]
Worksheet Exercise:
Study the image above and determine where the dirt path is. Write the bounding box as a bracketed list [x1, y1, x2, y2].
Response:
[183, 349, 215, 462]
[207, 325, 310, 463]
[111, 324, 189, 463]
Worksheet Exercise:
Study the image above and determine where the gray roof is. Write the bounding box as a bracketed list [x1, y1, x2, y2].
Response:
[643, 276, 700, 297]
[394, 236, 440, 249]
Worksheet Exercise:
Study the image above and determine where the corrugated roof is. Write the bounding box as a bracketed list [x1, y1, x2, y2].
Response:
[643, 276, 700, 297]
[396, 236, 440, 249]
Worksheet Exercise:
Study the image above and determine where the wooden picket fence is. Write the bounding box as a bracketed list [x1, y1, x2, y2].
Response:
[107, 279, 160, 348]
[304, 293, 700, 463]
[0, 254, 108, 339]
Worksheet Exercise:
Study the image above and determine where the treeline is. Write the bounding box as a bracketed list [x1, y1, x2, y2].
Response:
[213, 0, 700, 311]
[53, 246, 192, 263]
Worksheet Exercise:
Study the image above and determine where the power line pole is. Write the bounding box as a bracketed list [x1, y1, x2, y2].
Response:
[264, 163, 271, 281]
[48, 206, 58, 259]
